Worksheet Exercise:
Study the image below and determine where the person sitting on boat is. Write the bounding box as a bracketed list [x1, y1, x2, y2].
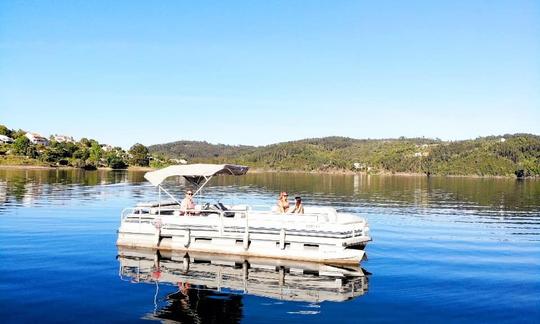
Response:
[180, 190, 196, 215]
[277, 191, 290, 213]
[290, 196, 304, 214]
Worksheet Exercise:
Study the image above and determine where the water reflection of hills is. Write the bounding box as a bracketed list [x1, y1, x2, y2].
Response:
[213, 173, 540, 214]
[118, 248, 369, 321]
[0, 169, 147, 208]
[1, 169, 539, 216]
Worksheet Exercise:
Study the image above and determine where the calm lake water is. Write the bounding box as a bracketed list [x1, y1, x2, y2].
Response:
[0, 169, 539, 323]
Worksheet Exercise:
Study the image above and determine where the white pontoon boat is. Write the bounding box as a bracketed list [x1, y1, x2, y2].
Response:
[117, 164, 371, 265]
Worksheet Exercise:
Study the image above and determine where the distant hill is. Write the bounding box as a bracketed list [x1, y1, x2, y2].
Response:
[148, 134, 540, 177]
[148, 140, 255, 159]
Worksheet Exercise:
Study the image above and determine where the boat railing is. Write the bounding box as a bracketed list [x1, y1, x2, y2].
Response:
[121, 205, 369, 240]
[120, 207, 151, 223]
[245, 211, 324, 223]
[121, 207, 136, 222]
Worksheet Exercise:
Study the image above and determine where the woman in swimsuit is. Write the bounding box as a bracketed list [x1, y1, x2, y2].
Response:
[180, 190, 196, 215]
[277, 191, 290, 213]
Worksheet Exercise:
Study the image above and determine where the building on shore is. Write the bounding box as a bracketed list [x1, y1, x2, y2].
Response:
[100, 144, 113, 152]
[0, 135, 14, 144]
[53, 134, 75, 143]
[25, 132, 49, 146]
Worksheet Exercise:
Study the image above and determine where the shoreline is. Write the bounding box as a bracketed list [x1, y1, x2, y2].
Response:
[0, 165, 153, 171]
[0, 164, 531, 179]
[247, 168, 524, 179]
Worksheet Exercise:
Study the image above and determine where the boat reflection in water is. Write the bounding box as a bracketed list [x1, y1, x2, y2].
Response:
[118, 247, 370, 322]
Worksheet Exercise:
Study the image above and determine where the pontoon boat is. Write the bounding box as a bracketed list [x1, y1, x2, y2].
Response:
[117, 164, 371, 265]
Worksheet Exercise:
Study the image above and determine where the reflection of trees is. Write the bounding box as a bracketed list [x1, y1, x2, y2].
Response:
[0, 181, 6, 206]
[1, 168, 538, 214]
[7, 175, 30, 202]
[0, 169, 148, 205]
[213, 173, 540, 213]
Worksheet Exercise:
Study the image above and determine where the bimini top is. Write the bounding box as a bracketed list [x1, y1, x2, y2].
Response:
[144, 163, 249, 187]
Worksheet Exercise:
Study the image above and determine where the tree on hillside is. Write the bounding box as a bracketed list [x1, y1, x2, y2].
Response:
[88, 142, 103, 166]
[12, 136, 31, 155]
[12, 136, 38, 158]
[0, 125, 11, 137]
[105, 149, 128, 169]
[79, 138, 92, 148]
[10, 129, 26, 139]
[38, 141, 77, 165]
[107, 155, 128, 169]
[129, 143, 149, 166]
[73, 146, 90, 161]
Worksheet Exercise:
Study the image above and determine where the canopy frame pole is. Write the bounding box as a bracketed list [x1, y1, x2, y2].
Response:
[193, 175, 213, 197]
[158, 184, 182, 205]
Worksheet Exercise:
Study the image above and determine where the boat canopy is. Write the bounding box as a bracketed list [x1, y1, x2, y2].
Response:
[144, 164, 249, 187]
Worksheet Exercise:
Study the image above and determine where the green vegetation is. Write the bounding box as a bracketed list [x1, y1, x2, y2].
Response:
[0, 125, 11, 136]
[128, 143, 150, 167]
[1, 122, 538, 177]
[0, 155, 49, 167]
[149, 135, 540, 177]
[148, 140, 254, 160]
[0, 124, 138, 170]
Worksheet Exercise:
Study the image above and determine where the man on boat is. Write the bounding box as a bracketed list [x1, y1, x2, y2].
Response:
[290, 196, 304, 214]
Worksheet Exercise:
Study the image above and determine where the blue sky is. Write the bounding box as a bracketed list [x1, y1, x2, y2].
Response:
[1, 1, 538, 148]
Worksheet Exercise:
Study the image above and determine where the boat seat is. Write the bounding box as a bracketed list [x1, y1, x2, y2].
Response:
[213, 203, 235, 217]
[198, 203, 235, 217]
[149, 208, 176, 215]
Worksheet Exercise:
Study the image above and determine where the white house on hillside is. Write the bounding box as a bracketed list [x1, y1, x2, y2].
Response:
[53, 134, 75, 143]
[100, 144, 113, 152]
[25, 132, 49, 145]
[0, 135, 14, 144]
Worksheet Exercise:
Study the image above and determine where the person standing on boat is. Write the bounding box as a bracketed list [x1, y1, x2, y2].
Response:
[290, 196, 304, 214]
[180, 190, 196, 215]
[277, 191, 290, 213]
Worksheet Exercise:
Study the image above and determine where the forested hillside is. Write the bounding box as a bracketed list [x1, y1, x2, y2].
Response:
[149, 140, 254, 159]
[148, 134, 540, 177]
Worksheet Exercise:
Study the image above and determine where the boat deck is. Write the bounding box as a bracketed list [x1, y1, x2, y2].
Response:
[118, 204, 371, 265]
